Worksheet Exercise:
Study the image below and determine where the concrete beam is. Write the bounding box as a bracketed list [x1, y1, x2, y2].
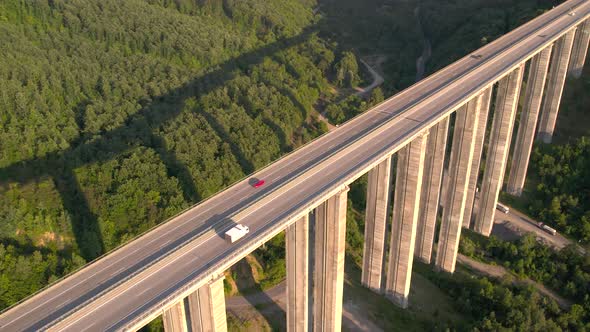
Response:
[286, 215, 309, 332]
[462, 87, 493, 228]
[163, 300, 188, 332]
[385, 134, 427, 308]
[435, 92, 483, 273]
[568, 19, 590, 78]
[361, 157, 392, 292]
[474, 65, 524, 237]
[507, 47, 553, 196]
[186, 277, 227, 332]
[415, 117, 449, 264]
[313, 187, 349, 332]
[537, 29, 576, 143]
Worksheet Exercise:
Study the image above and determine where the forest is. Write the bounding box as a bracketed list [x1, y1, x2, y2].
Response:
[460, 232, 590, 330]
[424, 264, 589, 331]
[0, 0, 358, 311]
[1, 0, 588, 330]
[517, 137, 590, 242]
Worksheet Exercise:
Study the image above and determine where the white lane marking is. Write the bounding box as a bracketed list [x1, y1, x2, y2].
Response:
[7, 3, 587, 328]
[54, 232, 220, 330]
[158, 239, 172, 249]
[109, 267, 126, 277]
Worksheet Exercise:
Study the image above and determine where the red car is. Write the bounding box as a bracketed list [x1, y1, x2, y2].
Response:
[253, 179, 265, 188]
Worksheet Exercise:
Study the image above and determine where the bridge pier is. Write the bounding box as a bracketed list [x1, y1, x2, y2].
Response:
[385, 134, 427, 308]
[435, 93, 483, 273]
[361, 158, 392, 292]
[462, 87, 492, 228]
[568, 19, 590, 78]
[474, 65, 524, 237]
[538, 29, 576, 144]
[415, 118, 449, 264]
[286, 215, 309, 332]
[507, 47, 553, 196]
[185, 277, 228, 332]
[313, 187, 349, 332]
[163, 300, 188, 332]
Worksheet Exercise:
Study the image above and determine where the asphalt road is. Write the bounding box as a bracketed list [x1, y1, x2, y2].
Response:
[491, 202, 583, 252]
[1, 1, 589, 331]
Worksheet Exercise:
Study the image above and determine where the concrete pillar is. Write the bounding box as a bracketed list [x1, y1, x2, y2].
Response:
[385, 134, 427, 308]
[462, 87, 493, 228]
[186, 277, 228, 332]
[361, 157, 391, 292]
[507, 47, 552, 196]
[414, 117, 449, 264]
[313, 187, 349, 332]
[435, 93, 483, 273]
[537, 29, 576, 143]
[568, 19, 590, 78]
[474, 65, 524, 237]
[163, 300, 188, 332]
[286, 215, 309, 332]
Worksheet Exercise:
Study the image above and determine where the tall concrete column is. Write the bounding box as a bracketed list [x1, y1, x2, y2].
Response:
[385, 134, 427, 308]
[507, 47, 552, 196]
[361, 157, 391, 292]
[537, 29, 576, 143]
[435, 93, 483, 273]
[462, 87, 493, 228]
[474, 65, 524, 237]
[163, 300, 188, 332]
[568, 19, 590, 78]
[186, 277, 228, 332]
[286, 215, 309, 332]
[414, 117, 449, 264]
[313, 187, 349, 332]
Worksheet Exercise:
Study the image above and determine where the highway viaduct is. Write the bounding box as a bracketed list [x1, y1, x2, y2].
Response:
[1, 0, 590, 331]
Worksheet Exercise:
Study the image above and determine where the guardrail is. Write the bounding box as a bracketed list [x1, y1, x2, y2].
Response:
[3, 0, 590, 330]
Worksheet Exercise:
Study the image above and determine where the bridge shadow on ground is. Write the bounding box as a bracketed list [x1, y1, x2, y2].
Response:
[233, 258, 285, 330]
[0, 25, 318, 262]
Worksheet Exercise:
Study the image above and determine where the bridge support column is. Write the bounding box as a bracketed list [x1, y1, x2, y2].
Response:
[286, 215, 309, 332]
[462, 87, 492, 228]
[385, 134, 427, 308]
[361, 157, 392, 292]
[537, 29, 576, 143]
[186, 277, 228, 332]
[415, 118, 449, 264]
[313, 187, 349, 332]
[507, 47, 552, 196]
[474, 65, 524, 237]
[568, 19, 590, 79]
[435, 93, 483, 273]
[163, 300, 188, 332]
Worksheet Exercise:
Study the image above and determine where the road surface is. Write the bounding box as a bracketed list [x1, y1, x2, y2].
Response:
[1, 1, 588, 330]
[492, 207, 571, 249]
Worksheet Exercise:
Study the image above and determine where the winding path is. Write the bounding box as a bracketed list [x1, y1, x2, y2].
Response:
[318, 58, 385, 131]
[354, 59, 385, 97]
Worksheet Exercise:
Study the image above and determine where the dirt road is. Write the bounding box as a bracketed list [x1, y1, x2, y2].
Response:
[457, 254, 572, 309]
[226, 281, 382, 331]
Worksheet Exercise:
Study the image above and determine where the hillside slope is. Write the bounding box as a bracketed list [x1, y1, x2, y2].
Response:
[0, 0, 348, 311]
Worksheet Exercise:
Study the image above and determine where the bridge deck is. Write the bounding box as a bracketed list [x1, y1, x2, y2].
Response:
[1, 0, 589, 330]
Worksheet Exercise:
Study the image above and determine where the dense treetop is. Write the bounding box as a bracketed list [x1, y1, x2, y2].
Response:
[0, 0, 352, 310]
